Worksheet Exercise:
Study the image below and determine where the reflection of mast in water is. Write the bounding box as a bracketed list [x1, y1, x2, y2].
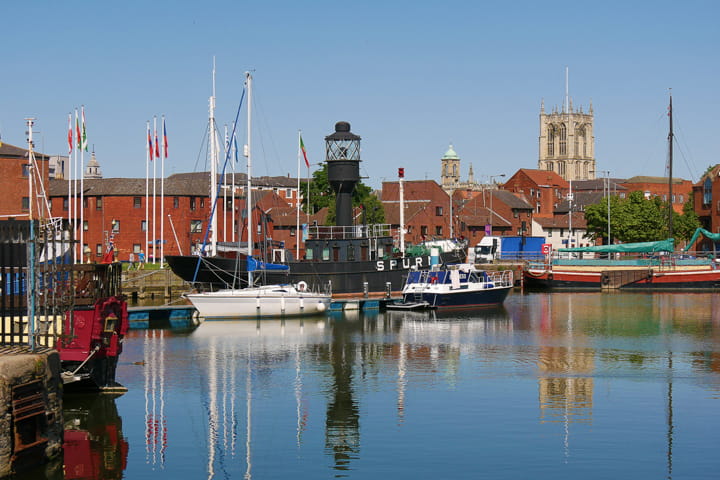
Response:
[397, 342, 407, 423]
[245, 354, 252, 480]
[144, 330, 167, 468]
[295, 342, 308, 446]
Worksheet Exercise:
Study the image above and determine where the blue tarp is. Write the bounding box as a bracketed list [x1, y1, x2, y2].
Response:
[247, 257, 289, 272]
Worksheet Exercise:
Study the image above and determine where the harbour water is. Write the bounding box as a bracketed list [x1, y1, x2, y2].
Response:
[23, 291, 720, 479]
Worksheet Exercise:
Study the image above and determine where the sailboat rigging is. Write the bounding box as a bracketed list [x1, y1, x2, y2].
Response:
[184, 72, 330, 319]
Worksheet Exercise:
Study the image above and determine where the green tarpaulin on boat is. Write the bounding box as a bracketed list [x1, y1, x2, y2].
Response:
[558, 238, 675, 253]
[683, 228, 720, 251]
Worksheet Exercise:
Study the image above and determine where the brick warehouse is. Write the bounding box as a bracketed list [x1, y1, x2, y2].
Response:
[46, 172, 298, 263]
[0, 142, 51, 218]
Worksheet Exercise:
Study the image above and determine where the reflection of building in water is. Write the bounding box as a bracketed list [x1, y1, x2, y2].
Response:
[63, 394, 128, 479]
[144, 330, 168, 469]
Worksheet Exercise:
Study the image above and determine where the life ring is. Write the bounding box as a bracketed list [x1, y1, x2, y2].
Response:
[297, 281, 308, 292]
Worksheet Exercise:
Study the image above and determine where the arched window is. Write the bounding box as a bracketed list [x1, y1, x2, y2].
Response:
[547, 126, 555, 156]
[559, 123, 567, 155]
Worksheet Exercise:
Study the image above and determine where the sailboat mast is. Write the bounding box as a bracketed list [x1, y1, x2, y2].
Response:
[209, 59, 218, 257]
[668, 91, 674, 239]
[245, 71, 253, 287]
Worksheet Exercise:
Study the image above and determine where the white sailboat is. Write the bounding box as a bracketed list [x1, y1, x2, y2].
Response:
[185, 72, 331, 319]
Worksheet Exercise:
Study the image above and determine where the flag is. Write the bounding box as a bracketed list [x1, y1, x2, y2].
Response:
[67, 114, 73, 154]
[81, 107, 88, 151]
[233, 132, 239, 163]
[162, 118, 168, 157]
[154, 127, 160, 158]
[76, 114, 81, 150]
[148, 125, 154, 161]
[300, 135, 309, 168]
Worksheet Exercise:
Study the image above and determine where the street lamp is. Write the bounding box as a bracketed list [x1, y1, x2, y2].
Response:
[600, 170, 611, 244]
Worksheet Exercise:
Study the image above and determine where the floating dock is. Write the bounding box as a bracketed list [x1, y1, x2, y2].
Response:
[127, 305, 198, 330]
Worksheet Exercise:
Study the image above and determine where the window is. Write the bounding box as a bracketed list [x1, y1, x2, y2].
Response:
[200, 198, 205, 208]
[548, 229, 553, 237]
[83, 197, 88, 208]
[703, 178, 712, 206]
[111, 221, 119, 233]
[133, 244, 141, 254]
[190, 197, 196, 211]
[133, 197, 141, 208]
[286, 188, 292, 198]
[173, 197, 179, 208]
[141, 220, 147, 232]
[96, 197, 103, 210]
[679, 195, 683, 203]
[290, 227, 296, 237]
[559, 123, 567, 155]
[96, 244, 103, 256]
[22, 197, 29, 211]
[547, 126, 555, 156]
[190, 220, 202, 233]
[347, 245, 355, 261]
[22, 164, 30, 177]
[306, 249, 314, 260]
[421, 225, 428, 236]
[84, 220, 89, 231]
[436, 206, 443, 216]
[322, 247, 330, 261]
[63, 198, 68, 211]
[435, 226, 443, 235]
[513, 211, 519, 218]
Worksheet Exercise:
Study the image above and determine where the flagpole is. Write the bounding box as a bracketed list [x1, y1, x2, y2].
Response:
[152, 116, 157, 265]
[67, 113, 73, 261]
[296, 130, 301, 259]
[80, 106, 85, 263]
[145, 121, 150, 266]
[231, 123, 236, 244]
[74, 109, 79, 263]
[161, 115, 166, 268]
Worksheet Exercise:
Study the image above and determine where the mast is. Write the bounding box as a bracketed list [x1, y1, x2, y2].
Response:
[668, 90, 674, 239]
[245, 71, 253, 287]
[209, 59, 218, 257]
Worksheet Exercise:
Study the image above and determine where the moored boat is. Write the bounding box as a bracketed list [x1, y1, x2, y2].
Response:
[523, 238, 720, 290]
[398, 264, 513, 308]
[184, 282, 331, 319]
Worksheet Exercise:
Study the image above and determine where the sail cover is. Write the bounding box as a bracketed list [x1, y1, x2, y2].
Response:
[558, 238, 675, 254]
[684, 228, 720, 251]
[247, 256, 290, 272]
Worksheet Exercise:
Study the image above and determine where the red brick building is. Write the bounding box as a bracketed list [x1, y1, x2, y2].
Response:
[690, 165, 720, 250]
[502, 169, 568, 217]
[47, 172, 293, 263]
[381, 180, 453, 245]
[619, 176, 692, 214]
[0, 143, 51, 219]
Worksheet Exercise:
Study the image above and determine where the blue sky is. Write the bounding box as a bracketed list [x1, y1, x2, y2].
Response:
[1, 1, 718, 189]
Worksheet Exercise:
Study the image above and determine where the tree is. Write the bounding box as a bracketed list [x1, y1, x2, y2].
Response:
[300, 164, 385, 225]
[584, 190, 701, 244]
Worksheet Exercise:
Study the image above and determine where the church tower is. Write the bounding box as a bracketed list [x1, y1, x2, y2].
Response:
[84, 150, 103, 179]
[440, 144, 460, 191]
[538, 96, 596, 181]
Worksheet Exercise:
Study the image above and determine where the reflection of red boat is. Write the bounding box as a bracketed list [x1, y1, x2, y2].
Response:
[63, 394, 128, 480]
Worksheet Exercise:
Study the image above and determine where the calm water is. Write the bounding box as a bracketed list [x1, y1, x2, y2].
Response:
[37, 291, 720, 479]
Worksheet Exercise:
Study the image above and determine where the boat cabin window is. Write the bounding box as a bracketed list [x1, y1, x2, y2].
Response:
[305, 249, 314, 260]
[322, 247, 330, 261]
[333, 247, 340, 262]
[347, 245, 355, 261]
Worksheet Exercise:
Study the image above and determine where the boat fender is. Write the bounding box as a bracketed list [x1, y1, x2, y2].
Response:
[601, 273, 610, 286]
[297, 281, 308, 292]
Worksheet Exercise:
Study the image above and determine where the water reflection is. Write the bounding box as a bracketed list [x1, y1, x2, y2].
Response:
[119, 292, 720, 479]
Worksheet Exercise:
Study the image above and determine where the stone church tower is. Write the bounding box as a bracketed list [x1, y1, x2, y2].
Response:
[440, 144, 460, 191]
[538, 98, 596, 181]
[84, 151, 103, 179]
